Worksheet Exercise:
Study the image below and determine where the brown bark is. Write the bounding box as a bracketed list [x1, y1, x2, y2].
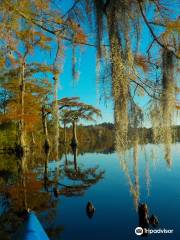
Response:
[53, 38, 61, 160]
[42, 106, 50, 152]
[18, 62, 26, 155]
[63, 122, 67, 144]
[71, 120, 78, 147]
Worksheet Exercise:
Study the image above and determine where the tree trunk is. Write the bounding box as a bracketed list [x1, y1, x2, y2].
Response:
[63, 122, 67, 144]
[17, 62, 26, 156]
[52, 37, 62, 160]
[52, 75, 59, 159]
[71, 120, 78, 147]
[31, 132, 35, 145]
[42, 106, 50, 153]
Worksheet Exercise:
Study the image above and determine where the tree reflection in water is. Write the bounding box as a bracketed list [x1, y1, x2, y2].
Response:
[144, 150, 150, 197]
[0, 144, 105, 238]
[0, 151, 60, 239]
[50, 145, 105, 198]
[117, 130, 161, 236]
[118, 129, 140, 210]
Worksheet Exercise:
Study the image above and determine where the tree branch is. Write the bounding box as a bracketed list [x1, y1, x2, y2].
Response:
[148, 21, 166, 27]
[137, 0, 180, 59]
[147, 39, 155, 58]
[62, 0, 81, 19]
[130, 78, 160, 100]
[9, 3, 104, 48]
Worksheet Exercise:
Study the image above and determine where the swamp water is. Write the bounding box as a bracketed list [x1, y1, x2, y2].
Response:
[0, 143, 180, 240]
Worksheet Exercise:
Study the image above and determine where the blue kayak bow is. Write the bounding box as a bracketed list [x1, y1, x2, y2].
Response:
[14, 211, 49, 240]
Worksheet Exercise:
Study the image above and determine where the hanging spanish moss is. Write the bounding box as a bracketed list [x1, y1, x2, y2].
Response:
[72, 43, 76, 81]
[150, 102, 173, 167]
[72, 44, 80, 82]
[90, 0, 178, 159]
[161, 49, 176, 166]
[107, 6, 129, 152]
[162, 49, 176, 126]
[92, 0, 142, 153]
[94, 0, 104, 59]
[150, 49, 176, 167]
[150, 101, 163, 144]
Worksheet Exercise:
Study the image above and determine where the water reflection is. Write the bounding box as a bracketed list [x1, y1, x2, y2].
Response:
[60, 145, 105, 196]
[119, 136, 140, 210]
[117, 129, 174, 212]
[0, 141, 179, 239]
[116, 131, 179, 238]
[0, 143, 105, 238]
[0, 152, 60, 239]
[145, 151, 150, 197]
[71, 144, 78, 172]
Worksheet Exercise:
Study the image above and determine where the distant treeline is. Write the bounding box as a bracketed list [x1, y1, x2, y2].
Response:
[60, 122, 115, 154]
[0, 122, 180, 153]
[61, 122, 180, 153]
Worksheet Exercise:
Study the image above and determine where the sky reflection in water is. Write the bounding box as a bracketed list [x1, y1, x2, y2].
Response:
[44, 143, 180, 240]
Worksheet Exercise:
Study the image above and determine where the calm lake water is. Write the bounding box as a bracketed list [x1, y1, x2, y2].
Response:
[0, 143, 180, 239]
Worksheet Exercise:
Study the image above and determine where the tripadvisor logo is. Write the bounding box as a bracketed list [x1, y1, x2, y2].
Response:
[135, 227, 174, 235]
[135, 227, 143, 236]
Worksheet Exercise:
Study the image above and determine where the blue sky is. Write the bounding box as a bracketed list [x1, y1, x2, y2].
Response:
[56, 0, 114, 123]
[31, 0, 179, 125]
[55, 8, 152, 124]
[60, 45, 114, 124]
[35, 41, 114, 124]
[50, 2, 151, 124]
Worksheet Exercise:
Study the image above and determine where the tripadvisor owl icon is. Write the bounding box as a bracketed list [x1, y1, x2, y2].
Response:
[135, 227, 143, 236]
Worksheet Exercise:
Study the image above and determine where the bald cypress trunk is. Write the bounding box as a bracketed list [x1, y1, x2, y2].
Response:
[17, 62, 26, 156]
[52, 38, 61, 160]
[53, 76, 59, 159]
[63, 122, 67, 144]
[71, 120, 78, 147]
[42, 106, 50, 153]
